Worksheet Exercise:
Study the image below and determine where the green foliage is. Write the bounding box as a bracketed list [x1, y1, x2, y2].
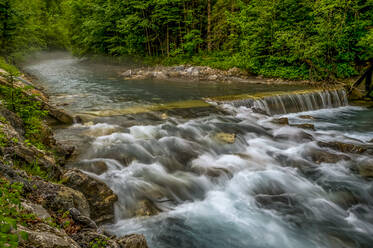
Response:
[0, 179, 30, 248]
[0, 57, 20, 76]
[89, 237, 108, 248]
[0, 84, 48, 149]
[0, 128, 7, 147]
[0, 0, 372, 81]
[20, 160, 49, 180]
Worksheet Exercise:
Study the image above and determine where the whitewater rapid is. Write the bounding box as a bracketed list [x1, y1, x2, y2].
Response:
[71, 105, 373, 248]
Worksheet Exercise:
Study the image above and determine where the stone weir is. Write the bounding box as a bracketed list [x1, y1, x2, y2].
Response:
[209, 88, 348, 115]
[81, 88, 348, 119]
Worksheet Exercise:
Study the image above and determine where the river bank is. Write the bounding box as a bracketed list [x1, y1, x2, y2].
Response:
[0, 65, 148, 247]
[120, 64, 326, 85]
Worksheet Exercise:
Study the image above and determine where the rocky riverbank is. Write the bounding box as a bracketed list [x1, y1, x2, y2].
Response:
[0, 68, 148, 247]
[121, 65, 318, 85]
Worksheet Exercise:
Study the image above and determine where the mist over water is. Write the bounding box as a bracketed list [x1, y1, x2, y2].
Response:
[23, 52, 373, 248]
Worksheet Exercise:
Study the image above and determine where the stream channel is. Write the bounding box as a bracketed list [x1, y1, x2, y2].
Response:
[23, 52, 373, 248]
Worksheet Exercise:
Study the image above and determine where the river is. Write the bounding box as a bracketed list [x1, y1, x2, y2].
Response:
[23, 52, 373, 248]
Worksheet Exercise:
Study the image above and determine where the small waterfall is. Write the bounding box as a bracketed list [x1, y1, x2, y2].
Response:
[221, 88, 348, 115]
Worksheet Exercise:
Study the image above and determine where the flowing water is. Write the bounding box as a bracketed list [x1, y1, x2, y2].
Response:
[23, 53, 373, 248]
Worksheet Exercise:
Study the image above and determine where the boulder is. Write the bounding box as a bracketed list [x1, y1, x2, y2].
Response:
[21, 201, 51, 220]
[68, 208, 97, 230]
[306, 149, 351, 164]
[116, 234, 149, 248]
[33, 180, 90, 218]
[122, 70, 132, 77]
[357, 159, 373, 179]
[17, 223, 81, 248]
[214, 132, 236, 144]
[62, 169, 118, 224]
[135, 199, 160, 217]
[76, 160, 108, 175]
[46, 104, 74, 124]
[271, 117, 289, 125]
[227, 67, 242, 76]
[318, 141, 367, 154]
[154, 71, 168, 80]
[71, 231, 120, 248]
[207, 75, 218, 81]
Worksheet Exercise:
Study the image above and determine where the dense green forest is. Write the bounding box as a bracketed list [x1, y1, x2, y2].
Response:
[1, 0, 372, 80]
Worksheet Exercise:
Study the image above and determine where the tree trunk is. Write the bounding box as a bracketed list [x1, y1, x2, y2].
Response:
[207, 0, 212, 51]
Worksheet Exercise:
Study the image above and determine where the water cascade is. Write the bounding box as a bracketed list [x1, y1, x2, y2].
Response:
[215, 88, 348, 115]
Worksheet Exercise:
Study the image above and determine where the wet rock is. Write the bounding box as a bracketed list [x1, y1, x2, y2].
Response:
[55, 143, 76, 165]
[271, 117, 289, 125]
[122, 69, 132, 77]
[69, 208, 97, 230]
[291, 123, 315, 131]
[154, 71, 168, 79]
[328, 191, 360, 210]
[205, 167, 233, 178]
[46, 104, 74, 124]
[299, 115, 314, 120]
[22, 201, 51, 220]
[214, 132, 236, 144]
[227, 67, 243, 76]
[116, 234, 148, 248]
[33, 180, 90, 218]
[306, 148, 351, 164]
[62, 169, 118, 224]
[318, 141, 367, 154]
[135, 199, 161, 217]
[207, 74, 218, 81]
[357, 159, 373, 179]
[76, 160, 108, 175]
[275, 131, 314, 142]
[17, 223, 81, 248]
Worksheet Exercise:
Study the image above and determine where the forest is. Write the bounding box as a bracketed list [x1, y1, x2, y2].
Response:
[1, 0, 372, 81]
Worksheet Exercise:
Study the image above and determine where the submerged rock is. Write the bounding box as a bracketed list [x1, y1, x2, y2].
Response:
[298, 115, 315, 120]
[214, 132, 236, 144]
[306, 148, 351, 164]
[318, 141, 367, 154]
[135, 199, 161, 217]
[357, 159, 373, 179]
[62, 169, 118, 224]
[76, 160, 109, 175]
[291, 123, 315, 131]
[271, 117, 289, 125]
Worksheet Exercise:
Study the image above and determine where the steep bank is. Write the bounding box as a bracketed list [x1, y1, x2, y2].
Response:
[0, 65, 148, 247]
